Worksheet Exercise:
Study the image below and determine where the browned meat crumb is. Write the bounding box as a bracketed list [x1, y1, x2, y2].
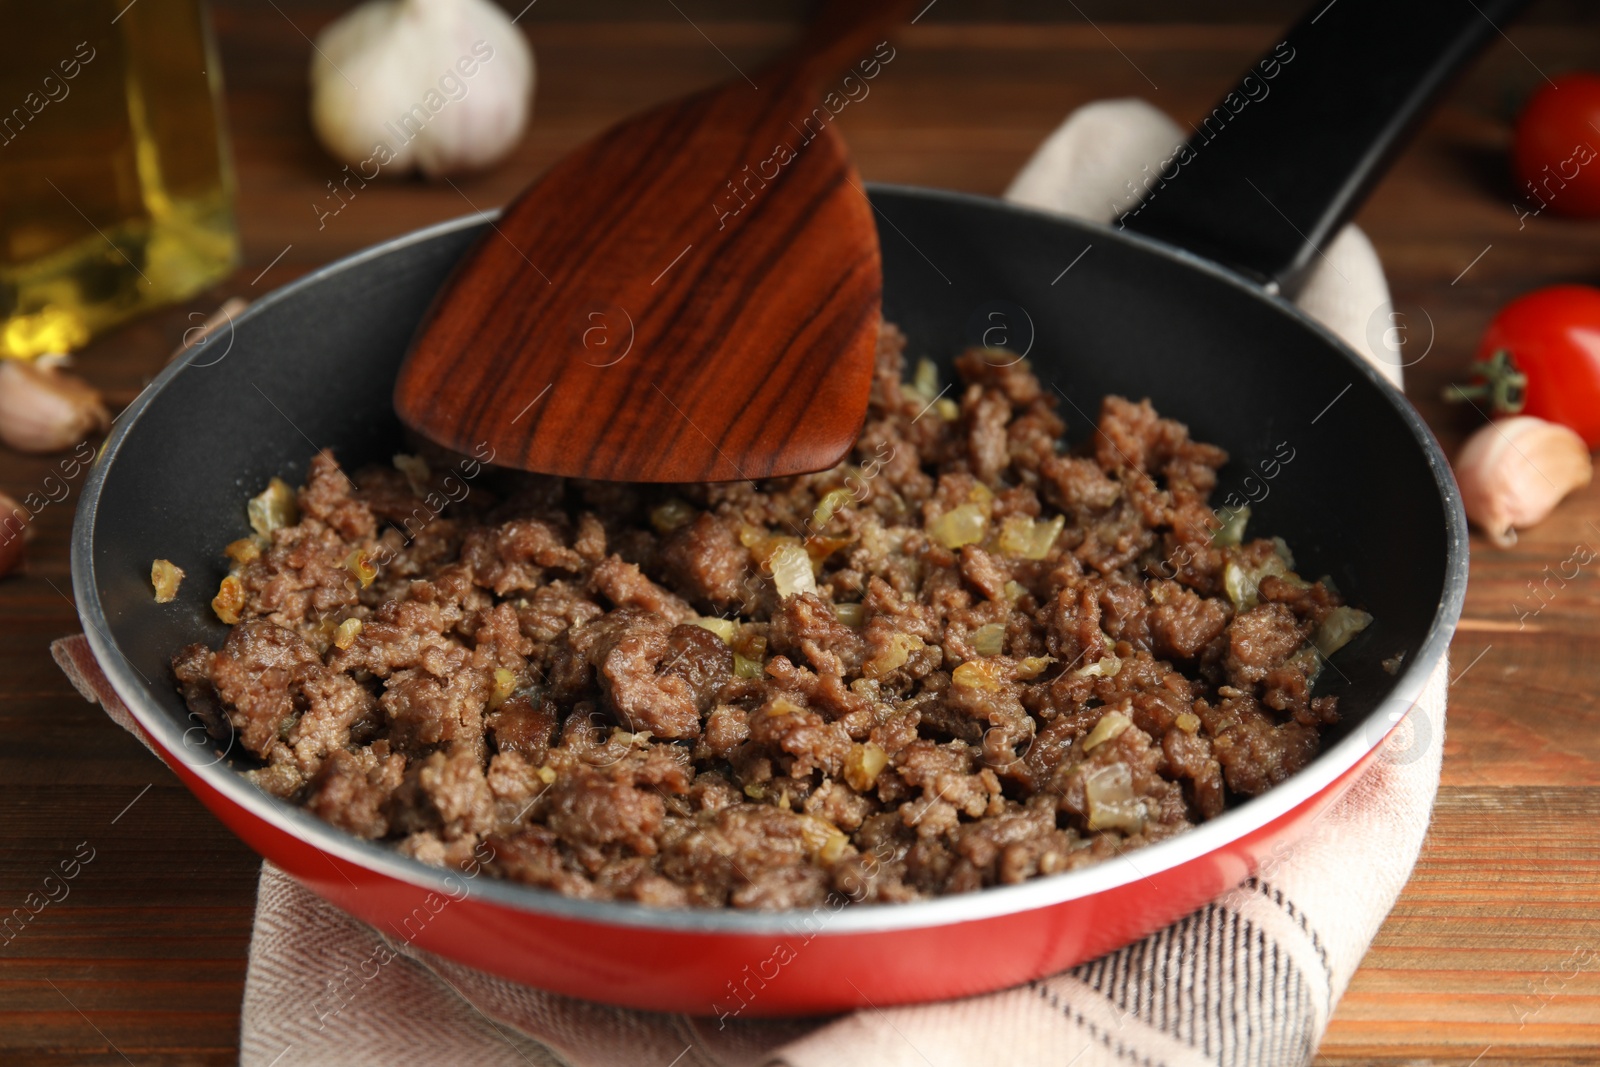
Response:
[170, 323, 1360, 910]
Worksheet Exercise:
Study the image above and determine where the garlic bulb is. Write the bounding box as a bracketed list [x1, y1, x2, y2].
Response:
[0, 360, 110, 454]
[310, 0, 534, 179]
[1454, 415, 1592, 548]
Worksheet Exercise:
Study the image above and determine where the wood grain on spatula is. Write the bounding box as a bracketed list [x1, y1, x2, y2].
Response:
[395, 0, 917, 482]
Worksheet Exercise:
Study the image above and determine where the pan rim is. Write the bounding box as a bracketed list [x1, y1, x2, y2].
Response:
[71, 184, 1468, 937]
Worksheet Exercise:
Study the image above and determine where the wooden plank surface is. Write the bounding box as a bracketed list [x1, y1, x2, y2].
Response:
[2, 3, 1598, 1063]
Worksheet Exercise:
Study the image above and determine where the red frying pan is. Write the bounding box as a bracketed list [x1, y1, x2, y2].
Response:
[72, 0, 1514, 1012]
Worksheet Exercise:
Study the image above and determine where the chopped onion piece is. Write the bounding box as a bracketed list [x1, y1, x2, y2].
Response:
[972, 622, 1005, 656]
[935, 397, 960, 421]
[997, 513, 1065, 560]
[804, 534, 852, 568]
[1211, 505, 1250, 547]
[1082, 710, 1132, 753]
[248, 478, 298, 538]
[864, 632, 923, 679]
[1315, 605, 1373, 658]
[811, 487, 853, 530]
[928, 502, 988, 549]
[1085, 763, 1145, 832]
[334, 617, 363, 650]
[150, 559, 184, 603]
[952, 659, 1004, 691]
[1287, 646, 1323, 688]
[1271, 536, 1296, 571]
[764, 696, 804, 718]
[733, 654, 765, 679]
[345, 548, 378, 588]
[392, 453, 431, 497]
[740, 525, 803, 567]
[1222, 554, 1288, 611]
[818, 831, 850, 865]
[799, 813, 843, 852]
[913, 357, 939, 399]
[797, 815, 850, 865]
[769, 542, 816, 598]
[1222, 561, 1250, 609]
[650, 499, 696, 534]
[489, 668, 517, 709]
[1075, 652, 1122, 679]
[691, 616, 738, 643]
[1175, 711, 1201, 734]
[844, 741, 888, 791]
[1016, 655, 1054, 680]
[212, 575, 245, 625]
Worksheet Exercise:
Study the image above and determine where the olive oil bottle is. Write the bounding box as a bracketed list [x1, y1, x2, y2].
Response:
[0, 0, 240, 359]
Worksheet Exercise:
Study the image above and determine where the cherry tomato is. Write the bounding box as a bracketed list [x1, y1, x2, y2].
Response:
[1513, 73, 1600, 218]
[1449, 285, 1600, 449]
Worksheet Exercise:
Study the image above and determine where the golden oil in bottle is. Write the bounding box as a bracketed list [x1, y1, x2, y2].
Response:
[0, 0, 240, 359]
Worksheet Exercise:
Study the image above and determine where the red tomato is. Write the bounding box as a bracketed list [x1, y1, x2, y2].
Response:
[1453, 285, 1600, 449]
[1513, 73, 1600, 218]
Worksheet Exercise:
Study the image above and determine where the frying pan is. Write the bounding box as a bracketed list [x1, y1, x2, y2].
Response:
[72, 0, 1514, 1014]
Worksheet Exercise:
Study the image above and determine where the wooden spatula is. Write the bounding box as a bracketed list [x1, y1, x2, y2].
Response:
[395, 0, 917, 483]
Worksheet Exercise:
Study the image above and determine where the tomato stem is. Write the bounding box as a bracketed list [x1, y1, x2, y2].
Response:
[1442, 349, 1527, 415]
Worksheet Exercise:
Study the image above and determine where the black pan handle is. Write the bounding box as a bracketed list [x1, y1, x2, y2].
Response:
[1122, 0, 1530, 296]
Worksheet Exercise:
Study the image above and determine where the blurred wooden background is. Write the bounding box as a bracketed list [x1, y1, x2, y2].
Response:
[1, 0, 1598, 1063]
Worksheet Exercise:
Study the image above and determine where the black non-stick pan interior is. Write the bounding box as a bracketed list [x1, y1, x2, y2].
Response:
[82, 186, 1459, 763]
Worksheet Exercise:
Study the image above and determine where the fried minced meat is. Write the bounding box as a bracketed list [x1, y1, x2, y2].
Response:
[171, 324, 1366, 910]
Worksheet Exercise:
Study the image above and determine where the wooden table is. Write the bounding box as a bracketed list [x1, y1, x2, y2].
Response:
[3, 3, 1598, 1063]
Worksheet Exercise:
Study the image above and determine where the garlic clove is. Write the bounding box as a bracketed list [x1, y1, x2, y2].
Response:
[0, 360, 111, 454]
[0, 491, 26, 578]
[1454, 415, 1592, 548]
[310, 0, 535, 179]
